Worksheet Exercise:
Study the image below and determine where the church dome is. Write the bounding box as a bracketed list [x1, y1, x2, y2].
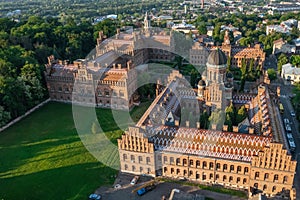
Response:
[207, 48, 227, 66]
[198, 79, 206, 86]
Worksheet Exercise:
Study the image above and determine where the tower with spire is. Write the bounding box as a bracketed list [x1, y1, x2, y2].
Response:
[144, 12, 151, 36]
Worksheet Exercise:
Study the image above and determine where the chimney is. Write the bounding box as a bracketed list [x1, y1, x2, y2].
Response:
[223, 125, 228, 132]
[127, 61, 131, 70]
[161, 119, 165, 125]
[196, 122, 200, 129]
[186, 121, 190, 128]
[249, 128, 254, 134]
[113, 64, 116, 69]
[175, 120, 179, 126]
[211, 124, 217, 130]
[233, 126, 239, 132]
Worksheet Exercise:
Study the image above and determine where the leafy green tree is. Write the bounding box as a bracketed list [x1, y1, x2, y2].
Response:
[197, 23, 207, 35]
[0, 106, 11, 127]
[267, 68, 277, 81]
[277, 54, 288, 73]
[236, 106, 247, 124]
[209, 109, 225, 130]
[225, 102, 236, 125]
[291, 55, 300, 67]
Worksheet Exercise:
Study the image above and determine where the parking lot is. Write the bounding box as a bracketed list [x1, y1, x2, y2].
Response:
[94, 173, 246, 200]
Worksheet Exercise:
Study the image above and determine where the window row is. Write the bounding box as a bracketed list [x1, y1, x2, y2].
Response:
[164, 167, 248, 184]
[163, 157, 249, 174]
[254, 172, 288, 183]
[123, 154, 151, 164]
[124, 164, 151, 173]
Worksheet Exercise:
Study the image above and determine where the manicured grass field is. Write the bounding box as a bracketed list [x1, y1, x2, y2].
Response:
[0, 101, 151, 200]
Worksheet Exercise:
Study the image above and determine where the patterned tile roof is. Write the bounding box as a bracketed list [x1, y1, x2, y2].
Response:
[148, 126, 272, 162]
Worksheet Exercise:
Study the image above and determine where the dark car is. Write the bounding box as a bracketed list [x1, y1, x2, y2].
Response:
[89, 193, 101, 200]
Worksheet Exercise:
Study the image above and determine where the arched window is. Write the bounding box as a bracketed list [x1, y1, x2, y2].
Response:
[209, 162, 214, 169]
[132, 165, 135, 171]
[189, 170, 193, 176]
[229, 176, 233, 182]
[196, 160, 200, 167]
[171, 168, 174, 174]
[223, 175, 227, 181]
[177, 169, 180, 175]
[264, 173, 269, 180]
[216, 174, 219, 180]
[244, 167, 249, 174]
[216, 163, 220, 170]
[138, 156, 142, 163]
[164, 167, 167, 173]
[125, 164, 128, 170]
[202, 173, 206, 180]
[255, 172, 259, 179]
[140, 167, 143, 172]
[183, 158, 187, 166]
[131, 155, 135, 162]
[274, 174, 279, 182]
[203, 161, 207, 168]
[237, 166, 241, 172]
[254, 183, 258, 188]
[146, 157, 150, 164]
[170, 157, 174, 164]
[184, 170, 187, 176]
[163, 156, 168, 163]
[283, 176, 288, 183]
[190, 160, 194, 166]
[209, 173, 213, 179]
[243, 178, 247, 184]
[236, 177, 241, 183]
[123, 154, 127, 161]
[176, 158, 180, 165]
[230, 165, 234, 172]
[223, 164, 227, 171]
[272, 186, 276, 192]
[263, 185, 267, 190]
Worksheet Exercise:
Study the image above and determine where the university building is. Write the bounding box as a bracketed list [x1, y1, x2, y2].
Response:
[118, 50, 297, 199]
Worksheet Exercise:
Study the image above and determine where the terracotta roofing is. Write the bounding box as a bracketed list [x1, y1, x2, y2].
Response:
[207, 48, 227, 65]
[148, 126, 272, 162]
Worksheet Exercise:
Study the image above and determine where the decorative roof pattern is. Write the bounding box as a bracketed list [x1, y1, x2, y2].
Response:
[148, 126, 272, 162]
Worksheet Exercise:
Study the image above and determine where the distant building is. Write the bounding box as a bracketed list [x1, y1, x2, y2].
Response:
[190, 31, 266, 69]
[272, 38, 296, 54]
[281, 63, 300, 84]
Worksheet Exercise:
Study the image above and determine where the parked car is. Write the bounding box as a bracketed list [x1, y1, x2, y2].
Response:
[290, 111, 296, 117]
[89, 194, 101, 200]
[137, 185, 156, 196]
[130, 175, 139, 185]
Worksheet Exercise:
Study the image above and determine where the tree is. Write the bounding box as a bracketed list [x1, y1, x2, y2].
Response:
[197, 23, 207, 35]
[0, 106, 11, 127]
[277, 54, 288, 73]
[190, 69, 198, 88]
[209, 109, 225, 130]
[200, 111, 209, 129]
[225, 102, 236, 125]
[236, 106, 247, 124]
[267, 68, 277, 81]
[291, 55, 300, 67]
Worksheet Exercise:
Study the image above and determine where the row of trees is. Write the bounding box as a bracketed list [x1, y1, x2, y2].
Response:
[0, 16, 119, 126]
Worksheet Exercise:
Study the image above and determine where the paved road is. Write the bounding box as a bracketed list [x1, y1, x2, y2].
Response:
[95, 173, 245, 200]
[279, 87, 300, 199]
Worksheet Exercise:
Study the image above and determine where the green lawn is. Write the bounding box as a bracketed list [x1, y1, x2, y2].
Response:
[0, 101, 150, 200]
